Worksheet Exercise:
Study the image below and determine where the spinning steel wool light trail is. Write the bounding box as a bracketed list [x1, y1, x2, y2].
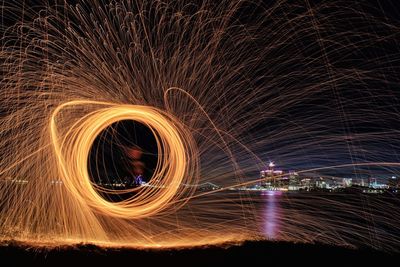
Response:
[1, 0, 400, 251]
[50, 100, 198, 219]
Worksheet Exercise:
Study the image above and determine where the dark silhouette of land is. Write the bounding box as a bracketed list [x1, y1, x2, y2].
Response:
[1, 240, 397, 266]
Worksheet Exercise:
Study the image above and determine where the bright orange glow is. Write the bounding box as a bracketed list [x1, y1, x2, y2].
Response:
[50, 100, 198, 219]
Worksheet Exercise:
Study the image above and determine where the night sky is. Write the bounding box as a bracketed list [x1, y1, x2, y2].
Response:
[88, 120, 158, 185]
[2, 0, 400, 182]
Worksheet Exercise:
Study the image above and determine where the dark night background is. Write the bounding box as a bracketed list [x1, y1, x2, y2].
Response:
[88, 120, 158, 199]
[231, 0, 400, 181]
[2, 0, 400, 180]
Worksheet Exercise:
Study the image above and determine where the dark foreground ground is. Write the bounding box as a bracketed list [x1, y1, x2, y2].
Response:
[1, 240, 398, 266]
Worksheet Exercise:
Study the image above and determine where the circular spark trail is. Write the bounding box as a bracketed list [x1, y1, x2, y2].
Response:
[50, 100, 197, 219]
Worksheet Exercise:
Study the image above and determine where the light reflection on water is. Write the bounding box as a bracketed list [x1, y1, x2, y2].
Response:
[253, 190, 400, 251]
[261, 191, 282, 239]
